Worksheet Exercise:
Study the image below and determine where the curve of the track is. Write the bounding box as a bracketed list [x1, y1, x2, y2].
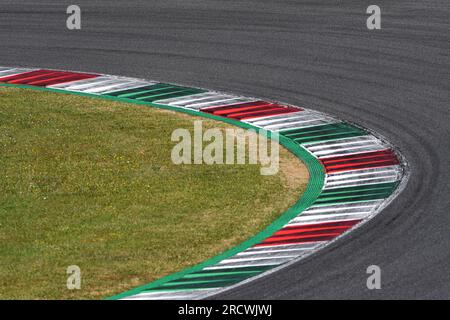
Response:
[1, 0, 449, 299]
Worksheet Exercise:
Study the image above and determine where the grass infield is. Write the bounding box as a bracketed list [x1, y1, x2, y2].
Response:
[0, 87, 308, 299]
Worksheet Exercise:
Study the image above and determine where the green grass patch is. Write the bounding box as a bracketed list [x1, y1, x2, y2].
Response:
[0, 87, 308, 299]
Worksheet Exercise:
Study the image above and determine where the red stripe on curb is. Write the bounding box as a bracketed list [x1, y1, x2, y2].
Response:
[321, 149, 399, 173]
[256, 234, 339, 246]
[213, 104, 275, 115]
[0, 70, 57, 82]
[0, 69, 98, 86]
[201, 101, 301, 120]
[273, 224, 355, 236]
[255, 220, 361, 247]
[228, 107, 296, 120]
[27, 74, 94, 86]
[201, 101, 272, 113]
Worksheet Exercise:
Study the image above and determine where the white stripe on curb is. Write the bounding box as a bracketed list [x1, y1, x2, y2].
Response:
[155, 92, 256, 109]
[324, 165, 401, 189]
[303, 136, 387, 158]
[0, 67, 37, 78]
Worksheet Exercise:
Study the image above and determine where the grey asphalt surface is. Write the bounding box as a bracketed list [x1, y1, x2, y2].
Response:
[1, 0, 449, 299]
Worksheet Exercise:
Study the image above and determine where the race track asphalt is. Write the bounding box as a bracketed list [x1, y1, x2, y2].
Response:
[1, 0, 449, 299]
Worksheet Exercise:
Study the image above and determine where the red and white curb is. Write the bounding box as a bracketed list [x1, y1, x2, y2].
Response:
[0, 66, 408, 300]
